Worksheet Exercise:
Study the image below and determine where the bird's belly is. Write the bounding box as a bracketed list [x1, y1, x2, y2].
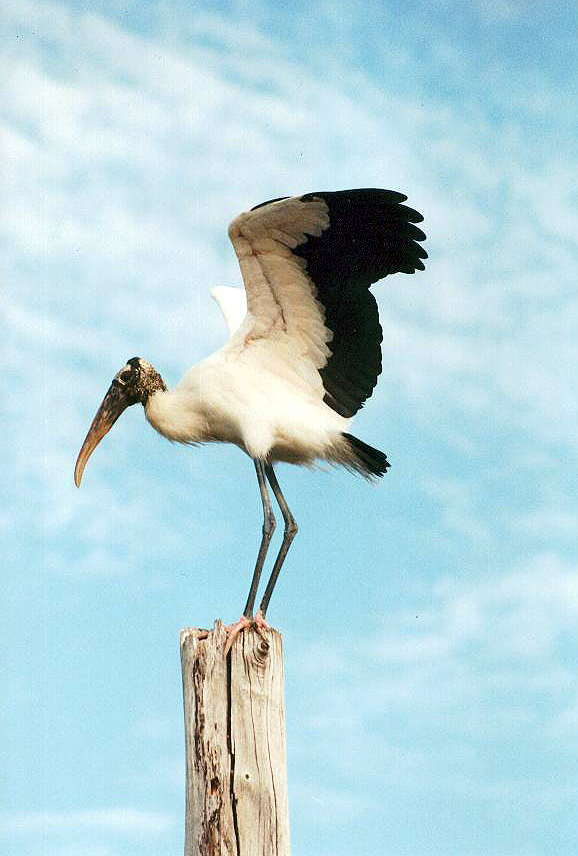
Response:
[249, 394, 348, 463]
[268, 438, 318, 465]
[179, 358, 348, 460]
[268, 408, 345, 463]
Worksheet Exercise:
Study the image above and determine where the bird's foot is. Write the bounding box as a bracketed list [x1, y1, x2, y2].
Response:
[224, 614, 252, 656]
[223, 612, 270, 656]
[254, 609, 270, 634]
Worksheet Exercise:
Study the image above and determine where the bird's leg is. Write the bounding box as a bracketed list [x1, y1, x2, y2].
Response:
[256, 464, 298, 623]
[224, 459, 276, 655]
[243, 459, 276, 617]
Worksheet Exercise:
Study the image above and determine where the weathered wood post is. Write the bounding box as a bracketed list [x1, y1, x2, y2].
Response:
[180, 620, 290, 856]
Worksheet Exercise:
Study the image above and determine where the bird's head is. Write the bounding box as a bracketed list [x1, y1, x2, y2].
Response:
[74, 357, 166, 487]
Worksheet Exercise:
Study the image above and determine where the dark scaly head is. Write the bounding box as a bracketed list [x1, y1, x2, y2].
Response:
[74, 357, 166, 487]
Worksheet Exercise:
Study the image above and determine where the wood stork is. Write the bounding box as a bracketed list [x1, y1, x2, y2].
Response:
[74, 188, 427, 650]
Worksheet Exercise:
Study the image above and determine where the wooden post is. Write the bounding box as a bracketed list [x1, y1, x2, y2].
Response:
[180, 620, 290, 856]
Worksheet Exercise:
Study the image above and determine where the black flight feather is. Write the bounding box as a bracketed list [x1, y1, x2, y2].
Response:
[292, 189, 427, 417]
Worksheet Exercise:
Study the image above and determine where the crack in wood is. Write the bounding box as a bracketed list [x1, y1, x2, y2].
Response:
[227, 646, 241, 856]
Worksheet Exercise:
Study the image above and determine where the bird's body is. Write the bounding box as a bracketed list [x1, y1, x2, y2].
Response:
[145, 328, 351, 466]
[75, 188, 427, 649]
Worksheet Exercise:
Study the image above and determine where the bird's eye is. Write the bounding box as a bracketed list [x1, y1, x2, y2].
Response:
[119, 370, 132, 383]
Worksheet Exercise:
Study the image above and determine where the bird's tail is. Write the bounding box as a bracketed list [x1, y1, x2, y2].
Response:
[341, 433, 390, 478]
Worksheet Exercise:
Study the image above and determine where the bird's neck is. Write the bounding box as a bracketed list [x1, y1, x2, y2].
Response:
[144, 386, 207, 445]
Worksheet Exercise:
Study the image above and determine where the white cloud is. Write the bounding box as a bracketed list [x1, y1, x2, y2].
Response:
[0, 2, 574, 711]
[133, 714, 181, 740]
[291, 781, 377, 822]
[551, 692, 578, 738]
[372, 553, 578, 672]
[0, 808, 175, 837]
[473, 0, 521, 22]
[1, 6, 575, 856]
[1, 0, 574, 595]
[291, 553, 577, 791]
[52, 846, 120, 856]
[3, 1, 576, 397]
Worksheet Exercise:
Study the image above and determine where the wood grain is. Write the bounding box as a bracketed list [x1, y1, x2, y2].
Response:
[181, 621, 289, 856]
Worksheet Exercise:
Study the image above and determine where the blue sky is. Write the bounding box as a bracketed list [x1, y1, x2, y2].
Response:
[2, 1, 577, 854]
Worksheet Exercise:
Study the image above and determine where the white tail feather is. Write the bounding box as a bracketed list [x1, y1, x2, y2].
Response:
[211, 286, 247, 336]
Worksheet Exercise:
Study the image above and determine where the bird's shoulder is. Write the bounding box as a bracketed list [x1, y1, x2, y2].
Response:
[227, 194, 329, 253]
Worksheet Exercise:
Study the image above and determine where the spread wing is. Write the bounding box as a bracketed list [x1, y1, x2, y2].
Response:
[227, 188, 427, 417]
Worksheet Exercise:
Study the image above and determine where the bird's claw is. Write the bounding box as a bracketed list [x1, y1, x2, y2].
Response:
[223, 612, 270, 656]
[224, 615, 252, 656]
[254, 609, 270, 635]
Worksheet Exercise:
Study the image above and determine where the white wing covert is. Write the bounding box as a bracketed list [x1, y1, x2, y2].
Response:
[227, 196, 333, 380]
[211, 286, 247, 336]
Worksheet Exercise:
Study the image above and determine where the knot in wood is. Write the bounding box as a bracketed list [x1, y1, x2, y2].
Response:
[255, 636, 270, 664]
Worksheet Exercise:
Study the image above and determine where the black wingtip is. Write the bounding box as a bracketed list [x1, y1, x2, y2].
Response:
[250, 195, 290, 211]
[300, 188, 409, 206]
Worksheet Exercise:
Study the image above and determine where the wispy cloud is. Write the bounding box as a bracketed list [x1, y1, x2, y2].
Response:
[3, 0, 575, 529]
[2, 4, 576, 855]
[290, 552, 577, 801]
[0, 808, 175, 837]
[511, 507, 578, 541]
[4, 0, 576, 430]
[51, 846, 120, 856]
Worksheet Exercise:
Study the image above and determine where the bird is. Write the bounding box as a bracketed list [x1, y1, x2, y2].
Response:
[74, 188, 427, 652]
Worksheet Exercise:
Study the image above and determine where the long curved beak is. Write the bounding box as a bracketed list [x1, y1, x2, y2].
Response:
[74, 382, 132, 487]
